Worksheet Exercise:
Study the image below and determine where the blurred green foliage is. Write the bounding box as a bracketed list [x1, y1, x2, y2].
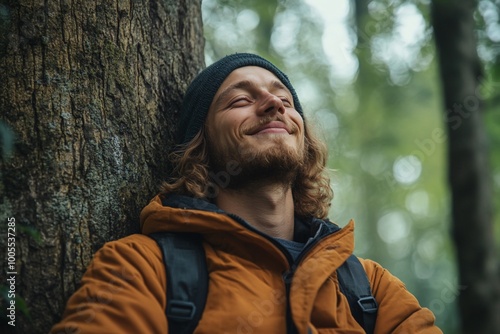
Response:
[202, 0, 500, 332]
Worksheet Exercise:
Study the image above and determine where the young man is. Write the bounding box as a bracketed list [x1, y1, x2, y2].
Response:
[51, 53, 442, 333]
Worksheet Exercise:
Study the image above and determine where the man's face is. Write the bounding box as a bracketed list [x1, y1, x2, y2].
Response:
[205, 66, 305, 188]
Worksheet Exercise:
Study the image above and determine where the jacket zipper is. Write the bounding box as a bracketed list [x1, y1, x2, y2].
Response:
[227, 213, 300, 332]
[281, 237, 326, 334]
[226, 213, 330, 334]
[283, 264, 298, 334]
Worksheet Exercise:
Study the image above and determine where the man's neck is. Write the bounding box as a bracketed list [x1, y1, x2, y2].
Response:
[215, 182, 295, 240]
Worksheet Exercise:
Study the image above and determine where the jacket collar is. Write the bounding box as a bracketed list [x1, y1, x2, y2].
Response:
[156, 193, 340, 240]
[141, 193, 350, 247]
[161, 193, 222, 213]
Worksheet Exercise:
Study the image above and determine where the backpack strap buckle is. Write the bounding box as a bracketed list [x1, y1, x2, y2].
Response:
[357, 296, 378, 314]
[167, 300, 197, 321]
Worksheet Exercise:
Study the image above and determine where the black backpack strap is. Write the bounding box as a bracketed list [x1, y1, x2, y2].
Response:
[337, 255, 378, 334]
[150, 232, 208, 334]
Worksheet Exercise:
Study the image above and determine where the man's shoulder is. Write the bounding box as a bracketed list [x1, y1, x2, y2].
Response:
[96, 234, 163, 264]
[118, 233, 155, 243]
[107, 233, 157, 247]
[357, 257, 408, 292]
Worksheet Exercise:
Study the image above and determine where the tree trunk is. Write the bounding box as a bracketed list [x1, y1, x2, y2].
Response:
[431, 1, 500, 333]
[352, 0, 387, 262]
[0, 1, 204, 333]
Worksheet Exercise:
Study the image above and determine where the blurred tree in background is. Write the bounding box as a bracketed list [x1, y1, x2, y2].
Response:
[432, 0, 500, 332]
[202, 0, 500, 333]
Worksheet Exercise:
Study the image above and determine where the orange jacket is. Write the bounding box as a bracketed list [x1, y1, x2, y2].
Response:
[51, 195, 442, 333]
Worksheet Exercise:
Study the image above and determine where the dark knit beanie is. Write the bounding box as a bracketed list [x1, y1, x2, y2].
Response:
[176, 53, 304, 145]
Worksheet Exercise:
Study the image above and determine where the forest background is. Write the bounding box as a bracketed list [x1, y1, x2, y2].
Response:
[202, 0, 500, 332]
[0, 0, 499, 333]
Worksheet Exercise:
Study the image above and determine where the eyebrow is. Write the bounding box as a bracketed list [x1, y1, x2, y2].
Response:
[212, 79, 291, 109]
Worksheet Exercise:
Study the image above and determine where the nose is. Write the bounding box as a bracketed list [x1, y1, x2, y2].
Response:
[257, 92, 285, 115]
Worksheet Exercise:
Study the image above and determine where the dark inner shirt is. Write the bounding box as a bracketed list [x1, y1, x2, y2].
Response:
[273, 217, 323, 262]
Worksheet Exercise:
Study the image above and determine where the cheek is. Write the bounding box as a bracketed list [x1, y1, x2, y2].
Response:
[292, 115, 305, 137]
[287, 107, 303, 126]
[211, 117, 244, 152]
[292, 115, 306, 150]
[219, 115, 246, 139]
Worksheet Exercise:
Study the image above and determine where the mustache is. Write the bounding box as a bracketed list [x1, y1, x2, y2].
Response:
[242, 115, 299, 135]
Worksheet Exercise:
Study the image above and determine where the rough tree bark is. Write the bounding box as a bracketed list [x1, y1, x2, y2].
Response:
[0, 0, 204, 333]
[431, 0, 500, 333]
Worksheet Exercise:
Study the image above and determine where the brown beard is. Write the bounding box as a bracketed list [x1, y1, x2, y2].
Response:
[207, 133, 305, 192]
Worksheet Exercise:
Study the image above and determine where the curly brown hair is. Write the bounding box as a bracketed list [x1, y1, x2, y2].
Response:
[161, 123, 333, 219]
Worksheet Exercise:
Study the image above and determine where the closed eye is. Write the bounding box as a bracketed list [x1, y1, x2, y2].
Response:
[229, 97, 252, 108]
[279, 97, 293, 107]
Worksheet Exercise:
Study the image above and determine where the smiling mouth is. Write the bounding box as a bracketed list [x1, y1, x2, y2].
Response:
[248, 121, 292, 135]
[253, 128, 289, 135]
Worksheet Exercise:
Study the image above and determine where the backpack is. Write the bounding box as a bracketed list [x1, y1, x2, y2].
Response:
[151, 232, 378, 334]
